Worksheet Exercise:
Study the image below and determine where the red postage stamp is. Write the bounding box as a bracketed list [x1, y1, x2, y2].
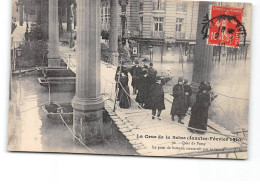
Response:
[207, 5, 244, 48]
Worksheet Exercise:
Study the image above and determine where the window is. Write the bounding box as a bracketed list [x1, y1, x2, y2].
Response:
[176, 18, 183, 32]
[105, 3, 109, 14]
[139, 2, 144, 11]
[154, 17, 164, 31]
[153, 0, 165, 10]
[177, 2, 187, 12]
[121, 5, 126, 13]
[101, 4, 104, 17]
[101, 2, 110, 30]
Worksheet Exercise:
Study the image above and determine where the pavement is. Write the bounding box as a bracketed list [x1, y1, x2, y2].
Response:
[59, 43, 248, 159]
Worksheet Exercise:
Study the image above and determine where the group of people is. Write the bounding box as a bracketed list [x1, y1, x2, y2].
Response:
[115, 61, 165, 120]
[114, 60, 217, 134]
[170, 77, 217, 133]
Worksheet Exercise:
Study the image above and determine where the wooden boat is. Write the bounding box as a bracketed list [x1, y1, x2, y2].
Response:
[41, 102, 73, 124]
[36, 67, 76, 77]
[38, 77, 76, 92]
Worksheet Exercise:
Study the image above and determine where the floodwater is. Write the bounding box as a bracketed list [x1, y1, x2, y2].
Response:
[8, 71, 136, 155]
[144, 48, 250, 132]
[8, 48, 250, 154]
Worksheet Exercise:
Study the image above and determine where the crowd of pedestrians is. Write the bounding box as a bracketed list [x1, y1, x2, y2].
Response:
[114, 60, 217, 134]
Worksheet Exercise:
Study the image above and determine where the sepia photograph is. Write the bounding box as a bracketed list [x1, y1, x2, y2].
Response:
[8, 0, 252, 159]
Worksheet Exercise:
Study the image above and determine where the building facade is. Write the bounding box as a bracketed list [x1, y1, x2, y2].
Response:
[100, 0, 250, 63]
[100, 0, 199, 62]
[137, 0, 199, 62]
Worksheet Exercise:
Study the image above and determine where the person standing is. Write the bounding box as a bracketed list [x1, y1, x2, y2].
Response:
[188, 82, 217, 134]
[141, 61, 148, 70]
[148, 63, 157, 83]
[118, 69, 131, 109]
[170, 77, 185, 124]
[130, 60, 142, 94]
[115, 66, 126, 100]
[184, 79, 192, 115]
[136, 69, 150, 108]
[149, 76, 165, 120]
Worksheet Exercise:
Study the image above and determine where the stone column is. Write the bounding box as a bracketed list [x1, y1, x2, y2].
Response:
[73, 4, 77, 29]
[48, 0, 60, 67]
[192, 1, 213, 84]
[19, 4, 24, 26]
[72, 0, 104, 145]
[109, 0, 119, 65]
[58, 6, 63, 37]
[67, 3, 72, 32]
[41, 0, 48, 38]
[36, 4, 41, 25]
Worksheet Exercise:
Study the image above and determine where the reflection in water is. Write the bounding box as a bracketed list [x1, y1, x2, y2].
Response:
[9, 72, 136, 155]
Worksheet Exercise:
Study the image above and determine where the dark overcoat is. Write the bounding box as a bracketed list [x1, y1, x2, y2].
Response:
[148, 67, 157, 83]
[130, 66, 142, 88]
[184, 84, 192, 112]
[188, 91, 211, 132]
[119, 75, 131, 109]
[148, 83, 165, 111]
[170, 84, 186, 117]
[136, 75, 151, 104]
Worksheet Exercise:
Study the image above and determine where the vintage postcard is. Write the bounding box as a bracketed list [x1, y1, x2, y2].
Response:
[8, 0, 251, 159]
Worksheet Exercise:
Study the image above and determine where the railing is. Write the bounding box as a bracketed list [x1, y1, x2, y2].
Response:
[153, 1, 166, 11]
[153, 31, 165, 38]
[176, 31, 186, 39]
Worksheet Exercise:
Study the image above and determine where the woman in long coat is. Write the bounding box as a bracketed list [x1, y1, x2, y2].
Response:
[170, 77, 186, 124]
[115, 66, 126, 101]
[188, 82, 217, 134]
[136, 70, 151, 108]
[149, 76, 165, 120]
[118, 70, 131, 109]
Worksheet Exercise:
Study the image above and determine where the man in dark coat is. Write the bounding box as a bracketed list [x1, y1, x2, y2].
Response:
[136, 69, 150, 108]
[149, 76, 165, 120]
[188, 82, 217, 134]
[170, 77, 186, 124]
[148, 63, 157, 83]
[183, 79, 192, 115]
[129, 60, 142, 94]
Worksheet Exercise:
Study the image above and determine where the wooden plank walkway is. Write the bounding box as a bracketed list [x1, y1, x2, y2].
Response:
[59, 45, 248, 159]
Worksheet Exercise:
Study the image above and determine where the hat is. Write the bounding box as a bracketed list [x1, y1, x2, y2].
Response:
[199, 82, 210, 91]
[121, 67, 127, 73]
[206, 82, 212, 91]
[155, 75, 161, 81]
[122, 69, 128, 76]
[133, 60, 139, 65]
[142, 69, 148, 75]
[178, 77, 184, 83]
